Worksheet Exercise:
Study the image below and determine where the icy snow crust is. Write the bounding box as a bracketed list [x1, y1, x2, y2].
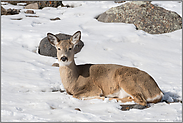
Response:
[1, 1, 182, 122]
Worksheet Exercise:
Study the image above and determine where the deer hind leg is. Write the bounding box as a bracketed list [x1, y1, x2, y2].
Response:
[131, 93, 147, 106]
[108, 93, 148, 105]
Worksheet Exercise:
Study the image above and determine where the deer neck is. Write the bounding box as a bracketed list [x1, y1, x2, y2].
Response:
[59, 60, 79, 90]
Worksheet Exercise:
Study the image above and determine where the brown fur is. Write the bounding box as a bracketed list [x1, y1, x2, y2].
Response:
[47, 31, 163, 106]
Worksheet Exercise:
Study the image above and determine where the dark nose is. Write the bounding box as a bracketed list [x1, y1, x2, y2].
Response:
[60, 56, 68, 62]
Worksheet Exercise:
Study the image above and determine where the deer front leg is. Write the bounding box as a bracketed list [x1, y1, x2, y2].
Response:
[72, 83, 103, 100]
[108, 96, 134, 103]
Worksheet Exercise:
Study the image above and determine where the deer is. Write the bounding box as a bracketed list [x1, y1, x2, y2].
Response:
[47, 31, 164, 108]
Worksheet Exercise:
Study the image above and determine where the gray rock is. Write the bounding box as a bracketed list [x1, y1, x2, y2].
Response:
[50, 17, 61, 21]
[97, 1, 182, 34]
[24, 3, 39, 9]
[114, 1, 126, 3]
[25, 10, 35, 14]
[7, 8, 20, 15]
[1, 7, 21, 15]
[1, 6, 7, 15]
[10, 18, 23, 20]
[38, 33, 84, 57]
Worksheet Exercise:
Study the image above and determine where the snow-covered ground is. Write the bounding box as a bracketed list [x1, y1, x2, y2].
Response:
[1, 1, 182, 122]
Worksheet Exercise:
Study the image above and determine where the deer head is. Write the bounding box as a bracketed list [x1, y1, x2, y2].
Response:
[47, 31, 81, 66]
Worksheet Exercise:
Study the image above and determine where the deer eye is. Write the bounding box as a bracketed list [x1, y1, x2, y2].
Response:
[58, 48, 60, 50]
[69, 48, 72, 50]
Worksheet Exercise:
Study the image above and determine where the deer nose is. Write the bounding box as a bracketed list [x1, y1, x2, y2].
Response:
[60, 56, 68, 62]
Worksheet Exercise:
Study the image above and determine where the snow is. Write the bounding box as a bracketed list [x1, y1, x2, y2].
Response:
[1, 1, 182, 122]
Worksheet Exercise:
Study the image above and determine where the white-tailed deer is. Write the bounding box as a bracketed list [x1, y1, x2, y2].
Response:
[47, 31, 164, 106]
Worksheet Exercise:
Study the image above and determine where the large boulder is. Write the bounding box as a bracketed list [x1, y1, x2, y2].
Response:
[38, 33, 84, 57]
[24, 3, 39, 9]
[97, 1, 182, 34]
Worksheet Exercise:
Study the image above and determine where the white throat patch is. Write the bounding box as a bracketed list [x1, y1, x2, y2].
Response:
[59, 61, 72, 66]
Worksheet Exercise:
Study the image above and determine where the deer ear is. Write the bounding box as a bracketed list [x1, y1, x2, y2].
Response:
[74, 40, 84, 54]
[71, 31, 81, 45]
[47, 33, 59, 46]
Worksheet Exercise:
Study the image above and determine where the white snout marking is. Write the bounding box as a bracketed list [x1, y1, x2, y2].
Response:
[60, 54, 66, 58]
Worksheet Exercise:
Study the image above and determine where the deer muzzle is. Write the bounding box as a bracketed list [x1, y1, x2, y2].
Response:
[60, 56, 68, 62]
